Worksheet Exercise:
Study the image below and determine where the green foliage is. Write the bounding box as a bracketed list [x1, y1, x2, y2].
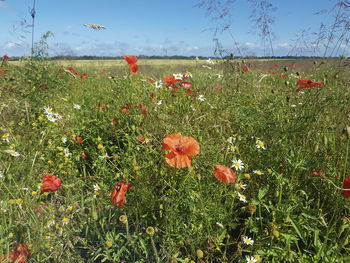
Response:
[0, 58, 350, 262]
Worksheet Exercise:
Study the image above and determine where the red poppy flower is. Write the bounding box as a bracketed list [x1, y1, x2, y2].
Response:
[123, 55, 138, 65]
[311, 169, 326, 182]
[272, 72, 275, 75]
[162, 134, 200, 168]
[120, 106, 129, 114]
[99, 69, 105, 76]
[180, 81, 192, 89]
[136, 104, 147, 119]
[216, 88, 222, 92]
[279, 75, 282, 78]
[129, 64, 138, 74]
[35, 204, 47, 214]
[149, 91, 156, 98]
[1, 244, 29, 263]
[76, 136, 83, 143]
[67, 67, 74, 72]
[213, 164, 236, 183]
[291, 63, 295, 68]
[296, 78, 324, 92]
[81, 152, 86, 159]
[41, 174, 62, 192]
[186, 89, 191, 96]
[343, 175, 350, 198]
[2, 68, 7, 72]
[2, 55, 9, 60]
[111, 117, 119, 125]
[164, 75, 177, 88]
[80, 73, 87, 79]
[268, 70, 271, 73]
[111, 181, 132, 207]
[243, 65, 249, 72]
[274, 64, 278, 68]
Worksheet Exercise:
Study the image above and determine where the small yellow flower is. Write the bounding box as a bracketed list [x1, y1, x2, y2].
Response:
[93, 191, 99, 196]
[244, 173, 251, 179]
[18, 122, 23, 126]
[146, 226, 155, 236]
[68, 206, 73, 211]
[8, 199, 15, 205]
[106, 241, 113, 247]
[44, 192, 49, 196]
[16, 199, 23, 205]
[184, 258, 189, 262]
[8, 233, 13, 238]
[267, 168, 272, 174]
[97, 144, 103, 149]
[116, 173, 120, 178]
[38, 115, 44, 121]
[32, 191, 37, 195]
[254, 254, 262, 263]
[97, 136, 102, 141]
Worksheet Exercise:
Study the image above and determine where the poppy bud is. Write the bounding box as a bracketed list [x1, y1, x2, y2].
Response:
[196, 249, 204, 259]
[248, 203, 257, 213]
[272, 229, 280, 238]
[81, 152, 86, 159]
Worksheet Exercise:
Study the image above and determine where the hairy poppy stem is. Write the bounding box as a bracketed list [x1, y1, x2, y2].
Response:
[343, 139, 349, 182]
[150, 237, 161, 263]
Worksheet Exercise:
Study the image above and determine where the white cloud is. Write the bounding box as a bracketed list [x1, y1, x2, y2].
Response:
[278, 43, 290, 48]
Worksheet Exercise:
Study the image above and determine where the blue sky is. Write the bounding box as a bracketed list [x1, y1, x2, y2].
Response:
[0, 0, 348, 57]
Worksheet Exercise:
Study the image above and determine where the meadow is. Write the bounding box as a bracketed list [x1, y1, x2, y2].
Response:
[0, 55, 350, 263]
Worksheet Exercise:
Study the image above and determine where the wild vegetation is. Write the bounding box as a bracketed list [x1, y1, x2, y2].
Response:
[1, 52, 350, 262]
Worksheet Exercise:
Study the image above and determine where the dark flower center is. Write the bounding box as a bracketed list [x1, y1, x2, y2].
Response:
[174, 145, 185, 154]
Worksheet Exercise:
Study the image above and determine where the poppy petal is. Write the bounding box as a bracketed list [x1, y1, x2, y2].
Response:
[213, 164, 236, 183]
[165, 151, 192, 168]
[123, 55, 138, 65]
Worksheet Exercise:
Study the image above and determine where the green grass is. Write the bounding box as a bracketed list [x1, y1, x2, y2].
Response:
[0, 57, 350, 262]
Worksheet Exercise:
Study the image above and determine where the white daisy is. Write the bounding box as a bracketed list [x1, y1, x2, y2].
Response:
[206, 58, 214, 64]
[155, 80, 163, 88]
[173, 73, 183, 80]
[198, 95, 206, 101]
[227, 136, 236, 144]
[0, 171, 4, 179]
[185, 72, 192, 78]
[246, 256, 257, 263]
[62, 217, 69, 226]
[217, 74, 223, 78]
[44, 107, 53, 115]
[74, 104, 81, 109]
[54, 113, 63, 120]
[237, 192, 247, 203]
[227, 145, 236, 152]
[236, 183, 247, 190]
[256, 139, 266, 149]
[93, 184, 100, 191]
[61, 137, 67, 144]
[232, 159, 244, 170]
[253, 170, 263, 175]
[47, 115, 57, 122]
[242, 236, 254, 245]
[156, 100, 162, 105]
[11, 151, 20, 157]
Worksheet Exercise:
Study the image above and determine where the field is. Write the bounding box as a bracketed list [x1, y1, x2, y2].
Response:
[1, 56, 350, 262]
